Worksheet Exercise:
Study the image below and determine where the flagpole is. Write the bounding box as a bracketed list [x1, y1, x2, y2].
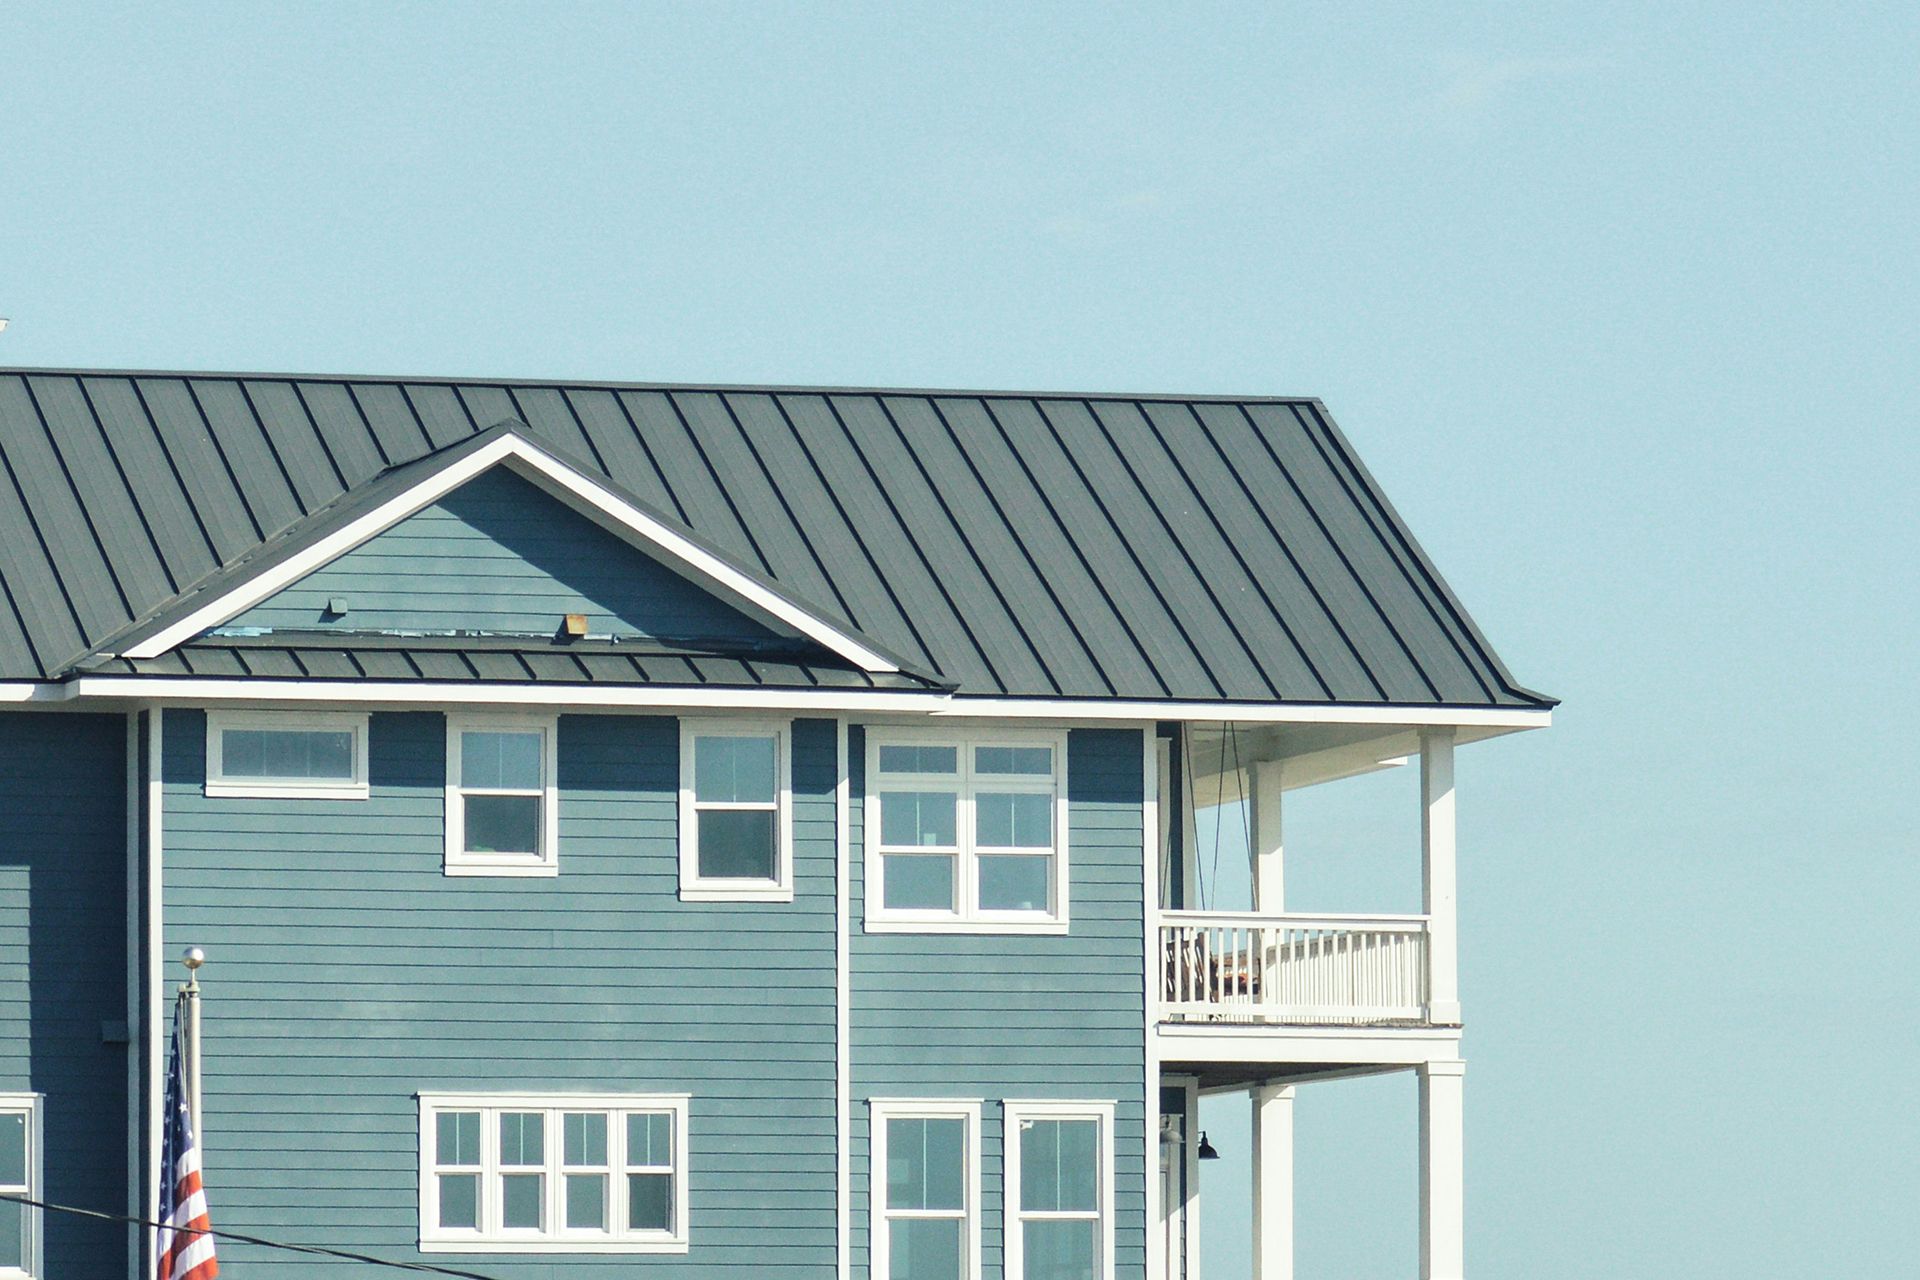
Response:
[179, 948, 205, 1139]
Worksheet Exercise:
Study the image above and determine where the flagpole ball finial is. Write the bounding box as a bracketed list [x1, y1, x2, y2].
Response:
[181, 946, 206, 971]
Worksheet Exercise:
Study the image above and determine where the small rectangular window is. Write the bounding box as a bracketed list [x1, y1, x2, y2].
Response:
[870, 1099, 980, 1280]
[205, 711, 369, 798]
[419, 1093, 688, 1253]
[868, 731, 1068, 933]
[1003, 1102, 1115, 1280]
[0, 1096, 41, 1279]
[445, 718, 558, 876]
[678, 720, 792, 902]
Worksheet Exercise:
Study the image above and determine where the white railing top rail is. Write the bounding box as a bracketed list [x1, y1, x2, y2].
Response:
[1159, 910, 1430, 931]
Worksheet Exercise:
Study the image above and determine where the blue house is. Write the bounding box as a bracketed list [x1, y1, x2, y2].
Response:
[0, 370, 1552, 1280]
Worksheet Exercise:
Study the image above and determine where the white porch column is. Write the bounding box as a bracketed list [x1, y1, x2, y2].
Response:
[1251, 759, 1284, 913]
[1419, 1060, 1466, 1280]
[1419, 731, 1460, 1025]
[1251, 1084, 1295, 1280]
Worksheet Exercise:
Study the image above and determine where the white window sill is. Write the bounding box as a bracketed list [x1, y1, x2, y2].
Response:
[863, 916, 1070, 936]
[679, 883, 795, 903]
[419, 1237, 688, 1254]
[442, 860, 559, 878]
[204, 781, 370, 800]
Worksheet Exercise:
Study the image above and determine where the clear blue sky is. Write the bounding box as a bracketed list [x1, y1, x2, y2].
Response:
[3, 3, 1915, 1275]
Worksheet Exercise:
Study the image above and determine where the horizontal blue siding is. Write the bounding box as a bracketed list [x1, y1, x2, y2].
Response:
[228, 467, 779, 642]
[0, 711, 130, 1276]
[849, 726, 1148, 1280]
[162, 710, 837, 1276]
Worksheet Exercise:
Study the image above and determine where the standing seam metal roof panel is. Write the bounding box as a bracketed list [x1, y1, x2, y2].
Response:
[0, 368, 1553, 708]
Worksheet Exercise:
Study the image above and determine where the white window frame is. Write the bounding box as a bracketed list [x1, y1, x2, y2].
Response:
[677, 718, 794, 902]
[864, 727, 1070, 934]
[444, 716, 560, 877]
[417, 1092, 690, 1254]
[869, 1098, 983, 1280]
[204, 710, 370, 799]
[0, 1093, 42, 1280]
[1002, 1100, 1117, 1280]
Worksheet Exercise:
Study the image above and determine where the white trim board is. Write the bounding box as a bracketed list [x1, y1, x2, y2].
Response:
[49, 676, 1551, 732]
[118, 431, 900, 674]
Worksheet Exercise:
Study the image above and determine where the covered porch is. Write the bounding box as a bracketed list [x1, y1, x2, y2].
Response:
[1147, 717, 1503, 1280]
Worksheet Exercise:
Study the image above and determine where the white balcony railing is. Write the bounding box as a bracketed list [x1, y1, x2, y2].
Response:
[1159, 911, 1432, 1026]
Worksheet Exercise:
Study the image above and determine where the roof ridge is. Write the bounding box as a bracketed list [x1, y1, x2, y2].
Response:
[0, 367, 1322, 406]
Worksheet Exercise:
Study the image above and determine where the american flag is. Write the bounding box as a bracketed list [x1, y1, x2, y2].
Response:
[157, 1002, 218, 1280]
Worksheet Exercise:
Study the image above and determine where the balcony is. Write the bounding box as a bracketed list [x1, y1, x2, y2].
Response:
[1159, 911, 1434, 1027]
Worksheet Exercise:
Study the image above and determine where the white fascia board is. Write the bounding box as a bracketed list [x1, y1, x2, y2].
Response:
[51, 676, 1552, 731]
[0, 683, 66, 703]
[118, 434, 900, 674]
[932, 698, 1551, 730]
[61, 677, 949, 714]
[1152, 1023, 1464, 1067]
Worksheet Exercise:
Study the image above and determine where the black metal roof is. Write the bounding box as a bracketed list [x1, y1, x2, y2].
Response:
[86, 635, 942, 692]
[0, 368, 1552, 707]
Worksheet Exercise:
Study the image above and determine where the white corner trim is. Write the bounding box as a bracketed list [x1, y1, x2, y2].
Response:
[118, 433, 900, 674]
[143, 708, 163, 1278]
[1140, 727, 1163, 1280]
[835, 718, 852, 1280]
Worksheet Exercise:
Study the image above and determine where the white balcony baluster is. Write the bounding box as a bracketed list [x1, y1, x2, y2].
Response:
[1158, 912, 1432, 1026]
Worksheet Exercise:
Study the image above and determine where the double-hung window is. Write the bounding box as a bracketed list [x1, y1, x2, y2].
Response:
[678, 720, 792, 901]
[419, 1093, 689, 1253]
[867, 731, 1068, 932]
[0, 1095, 40, 1279]
[445, 718, 558, 876]
[1003, 1102, 1115, 1280]
[870, 1099, 981, 1280]
[205, 711, 369, 799]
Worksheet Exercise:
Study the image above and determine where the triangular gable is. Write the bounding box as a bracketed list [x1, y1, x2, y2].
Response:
[117, 425, 908, 673]
[219, 467, 784, 644]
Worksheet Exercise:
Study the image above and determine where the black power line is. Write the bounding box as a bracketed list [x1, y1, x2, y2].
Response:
[0, 1192, 505, 1280]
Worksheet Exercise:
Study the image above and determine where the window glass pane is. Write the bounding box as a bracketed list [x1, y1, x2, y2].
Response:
[437, 1173, 479, 1229]
[499, 1112, 544, 1166]
[435, 1111, 479, 1167]
[1021, 1119, 1099, 1213]
[978, 854, 1051, 912]
[501, 1173, 543, 1229]
[627, 1112, 673, 1167]
[460, 730, 543, 789]
[880, 792, 957, 847]
[697, 810, 777, 880]
[886, 1117, 964, 1211]
[975, 792, 1052, 848]
[464, 794, 540, 854]
[878, 744, 958, 775]
[694, 735, 776, 804]
[1023, 1218, 1098, 1280]
[0, 1199, 23, 1270]
[882, 854, 956, 912]
[889, 1217, 962, 1280]
[223, 728, 354, 780]
[628, 1171, 673, 1231]
[975, 745, 1052, 776]
[565, 1172, 607, 1230]
[0, 1113, 24, 1185]
[564, 1112, 607, 1166]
